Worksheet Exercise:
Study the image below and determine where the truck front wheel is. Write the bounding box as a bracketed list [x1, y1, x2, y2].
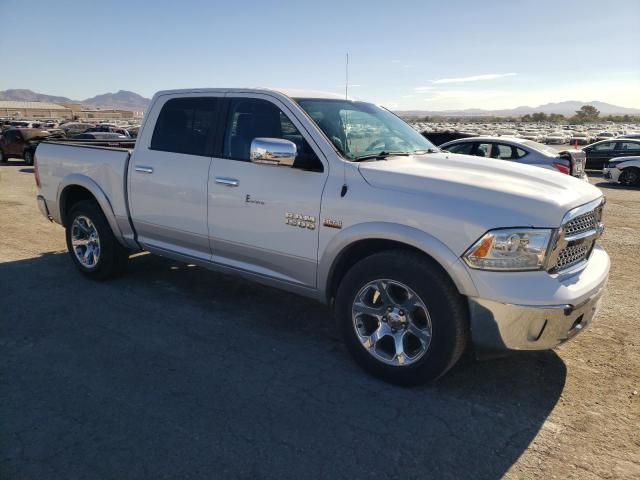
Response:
[65, 200, 129, 280]
[335, 250, 469, 386]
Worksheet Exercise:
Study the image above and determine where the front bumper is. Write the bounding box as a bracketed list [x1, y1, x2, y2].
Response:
[602, 167, 620, 183]
[467, 247, 609, 355]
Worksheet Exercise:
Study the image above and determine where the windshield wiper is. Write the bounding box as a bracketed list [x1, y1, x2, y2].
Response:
[412, 148, 439, 154]
[352, 151, 411, 161]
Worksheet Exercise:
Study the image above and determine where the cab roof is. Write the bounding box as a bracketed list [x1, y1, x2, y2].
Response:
[153, 88, 346, 100]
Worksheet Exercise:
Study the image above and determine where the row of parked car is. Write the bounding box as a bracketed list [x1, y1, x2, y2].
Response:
[0, 120, 140, 165]
[411, 121, 640, 146]
[2, 116, 638, 186]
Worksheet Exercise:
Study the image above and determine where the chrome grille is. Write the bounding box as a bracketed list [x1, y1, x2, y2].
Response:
[563, 210, 597, 236]
[555, 243, 591, 270]
[549, 199, 604, 273]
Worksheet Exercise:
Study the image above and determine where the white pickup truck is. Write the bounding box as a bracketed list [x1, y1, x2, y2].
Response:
[35, 88, 609, 385]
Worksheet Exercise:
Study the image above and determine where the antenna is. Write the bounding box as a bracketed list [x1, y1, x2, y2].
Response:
[345, 53, 349, 100]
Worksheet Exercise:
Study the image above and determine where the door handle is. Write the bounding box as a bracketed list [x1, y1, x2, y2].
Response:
[135, 166, 154, 174]
[215, 177, 239, 187]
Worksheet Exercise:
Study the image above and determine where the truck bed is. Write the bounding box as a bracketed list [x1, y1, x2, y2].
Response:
[36, 141, 134, 232]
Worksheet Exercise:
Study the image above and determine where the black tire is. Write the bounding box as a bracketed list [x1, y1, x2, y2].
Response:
[620, 167, 640, 186]
[65, 200, 129, 280]
[23, 150, 33, 165]
[0, 149, 6, 163]
[23, 150, 34, 166]
[335, 250, 469, 386]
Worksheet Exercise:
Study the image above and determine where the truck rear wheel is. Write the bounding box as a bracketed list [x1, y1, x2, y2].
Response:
[335, 250, 469, 386]
[65, 200, 129, 280]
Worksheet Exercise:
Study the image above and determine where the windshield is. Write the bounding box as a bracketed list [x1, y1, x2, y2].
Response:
[295, 98, 436, 159]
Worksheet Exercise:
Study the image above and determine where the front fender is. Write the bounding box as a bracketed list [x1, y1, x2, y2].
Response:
[318, 222, 479, 301]
[57, 174, 125, 245]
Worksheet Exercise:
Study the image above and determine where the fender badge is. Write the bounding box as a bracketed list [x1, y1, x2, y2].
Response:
[323, 218, 343, 229]
[245, 194, 265, 205]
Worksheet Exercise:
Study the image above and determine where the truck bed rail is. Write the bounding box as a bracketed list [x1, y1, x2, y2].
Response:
[41, 138, 137, 150]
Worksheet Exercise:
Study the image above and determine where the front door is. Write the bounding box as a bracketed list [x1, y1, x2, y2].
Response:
[129, 94, 220, 260]
[208, 95, 327, 287]
[585, 141, 616, 169]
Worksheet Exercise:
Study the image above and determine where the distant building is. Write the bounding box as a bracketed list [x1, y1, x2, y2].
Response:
[0, 101, 72, 119]
[0, 100, 140, 121]
[61, 103, 136, 120]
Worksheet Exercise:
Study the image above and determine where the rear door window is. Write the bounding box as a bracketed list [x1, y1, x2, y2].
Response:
[474, 143, 492, 158]
[150, 97, 218, 156]
[616, 141, 640, 153]
[444, 142, 473, 154]
[494, 143, 518, 159]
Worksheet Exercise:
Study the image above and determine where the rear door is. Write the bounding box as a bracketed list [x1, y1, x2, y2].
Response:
[129, 94, 221, 260]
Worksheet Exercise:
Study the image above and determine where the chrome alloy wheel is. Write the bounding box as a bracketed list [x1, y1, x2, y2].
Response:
[352, 279, 432, 366]
[71, 215, 101, 268]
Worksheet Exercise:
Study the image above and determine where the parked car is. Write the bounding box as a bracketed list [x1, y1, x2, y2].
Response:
[421, 131, 475, 146]
[439, 136, 587, 179]
[59, 122, 96, 137]
[619, 133, 640, 140]
[72, 132, 129, 140]
[545, 132, 569, 144]
[34, 88, 609, 385]
[0, 128, 61, 165]
[126, 126, 140, 138]
[570, 132, 593, 145]
[519, 131, 545, 142]
[84, 126, 131, 137]
[595, 132, 617, 142]
[582, 139, 640, 170]
[602, 156, 640, 186]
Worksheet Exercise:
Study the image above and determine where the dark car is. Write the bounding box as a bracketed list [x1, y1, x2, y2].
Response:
[422, 131, 475, 146]
[582, 139, 640, 170]
[72, 132, 129, 140]
[84, 126, 131, 137]
[0, 128, 58, 165]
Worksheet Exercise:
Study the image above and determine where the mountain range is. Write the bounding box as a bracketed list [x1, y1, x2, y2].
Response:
[397, 101, 640, 117]
[0, 89, 150, 111]
[1, 90, 638, 117]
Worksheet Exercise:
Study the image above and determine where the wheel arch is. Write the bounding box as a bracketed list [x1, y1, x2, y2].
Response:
[57, 175, 125, 246]
[319, 222, 478, 305]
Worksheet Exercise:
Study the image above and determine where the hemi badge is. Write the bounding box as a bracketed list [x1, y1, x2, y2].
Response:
[323, 218, 343, 229]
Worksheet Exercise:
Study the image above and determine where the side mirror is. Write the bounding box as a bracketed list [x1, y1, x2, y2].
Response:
[250, 138, 297, 167]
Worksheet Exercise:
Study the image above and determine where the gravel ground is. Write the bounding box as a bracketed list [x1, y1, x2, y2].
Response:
[0, 162, 638, 479]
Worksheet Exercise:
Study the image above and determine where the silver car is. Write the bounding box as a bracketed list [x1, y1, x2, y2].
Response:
[440, 136, 587, 180]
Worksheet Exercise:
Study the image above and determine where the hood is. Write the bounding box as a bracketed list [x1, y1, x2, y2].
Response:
[358, 152, 602, 229]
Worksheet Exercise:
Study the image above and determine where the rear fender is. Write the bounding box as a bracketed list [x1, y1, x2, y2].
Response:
[57, 174, 126, 246]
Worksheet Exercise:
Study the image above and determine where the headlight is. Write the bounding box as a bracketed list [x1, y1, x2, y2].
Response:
[463, 228, 553, 271]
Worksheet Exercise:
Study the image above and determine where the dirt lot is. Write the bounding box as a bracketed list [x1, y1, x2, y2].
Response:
[1, 162, 638, 479]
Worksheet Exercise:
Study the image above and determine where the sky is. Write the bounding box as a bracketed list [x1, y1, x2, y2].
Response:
[1, 0, 639, 110]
